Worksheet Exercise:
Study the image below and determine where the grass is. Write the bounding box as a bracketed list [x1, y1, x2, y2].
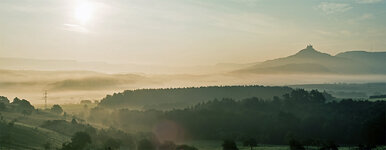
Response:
[0, 110, 71, 150]
[0, 121, 70, 150]
[183, 141, 386, 150]
[0, 103, 105, 149]
[184, 140, 288, 150]
[0, 110, 66, 127]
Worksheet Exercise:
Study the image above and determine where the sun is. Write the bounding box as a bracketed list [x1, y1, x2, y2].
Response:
[74, 1, 94, 25]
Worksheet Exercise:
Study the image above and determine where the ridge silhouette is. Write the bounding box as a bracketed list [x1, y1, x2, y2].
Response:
[236, 45, 386, 74]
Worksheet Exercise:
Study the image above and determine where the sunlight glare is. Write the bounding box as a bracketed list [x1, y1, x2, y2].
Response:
[74, 1, 94, 25]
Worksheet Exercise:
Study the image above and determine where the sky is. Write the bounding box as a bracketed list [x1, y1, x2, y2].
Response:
[0, 0, 385, 66]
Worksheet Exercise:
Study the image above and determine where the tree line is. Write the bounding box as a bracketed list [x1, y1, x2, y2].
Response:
[98, 85, 293, 110]
[90, 89, 385, 147]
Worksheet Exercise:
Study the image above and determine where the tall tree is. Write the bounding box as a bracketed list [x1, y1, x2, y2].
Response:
[61, 132, 91, 150]
[222, 140, 239, 150]
[243, 138, 257, 150]
[50, 104, 63, 114]
[0, 96, 9, 104]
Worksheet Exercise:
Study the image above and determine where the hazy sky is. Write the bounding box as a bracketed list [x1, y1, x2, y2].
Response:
[0, 0, 385, 66]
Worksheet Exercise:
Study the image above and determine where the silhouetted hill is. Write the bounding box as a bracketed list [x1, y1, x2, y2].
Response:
[246, 63, 333, 74]
[98, 86, 293, 109]
[336, 51, 386, 73]
[294, 46, 330, 57]
[336, 51, 386, 62]
[236, 45, 386, 74]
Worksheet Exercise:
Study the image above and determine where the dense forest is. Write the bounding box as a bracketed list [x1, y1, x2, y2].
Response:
[91, 89, 385, 147]
[98, 86, 293, 109]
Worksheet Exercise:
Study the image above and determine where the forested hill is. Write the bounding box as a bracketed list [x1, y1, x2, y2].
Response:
[90, 89, 386, 146]
[98, 86, 293, 109]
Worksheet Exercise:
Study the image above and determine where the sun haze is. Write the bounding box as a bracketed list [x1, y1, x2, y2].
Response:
[0, 1, 386, 149]
[0, 0, 385, 66]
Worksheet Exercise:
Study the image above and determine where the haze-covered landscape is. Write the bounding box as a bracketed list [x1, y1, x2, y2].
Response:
[0, 0, 385, 150]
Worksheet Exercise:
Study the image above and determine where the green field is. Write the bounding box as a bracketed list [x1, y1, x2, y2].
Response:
[0, 102, 78, 149]
[0, 112, 70, 150]
[184, 141, 386, 150]
[1, 110, 66, 127]
[184, 141, 288, 150]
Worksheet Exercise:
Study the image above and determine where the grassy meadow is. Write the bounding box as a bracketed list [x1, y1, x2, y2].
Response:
[182, 141, 386, 150]
[0, 110, 70, 149]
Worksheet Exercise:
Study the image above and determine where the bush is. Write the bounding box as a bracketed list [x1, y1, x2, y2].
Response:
[103, 138, 121, 150]
[0, 96, 9, 104]
[222, 140, 239, 150]
[289, 139, 305, 150]
[137, 139, 156, 150]
[50, 104, 63, 114]
[319, 141, 338, 150]
[159, 141, 176, 150]
[176, 144, 198, 150]
[243, 138, 258, 150]
[60, 132, 91, 150]
[0, 103, 6, 111]
[11, 97, 34, 113]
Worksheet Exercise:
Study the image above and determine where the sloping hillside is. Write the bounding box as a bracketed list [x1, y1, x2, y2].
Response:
[236, 45, 386, 74]
[335, 51, 386, 74]
[0, 121, 70, 149]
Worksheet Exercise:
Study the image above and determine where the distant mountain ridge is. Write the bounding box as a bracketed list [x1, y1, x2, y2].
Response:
[1, 46, 384, 75]
[236, 45, 386, 74]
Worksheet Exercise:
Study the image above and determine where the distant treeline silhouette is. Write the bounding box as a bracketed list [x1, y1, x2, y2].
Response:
[0, 96, 35, 115]
[290, 82, 386, 99]
[369, 95, 386, 99]
[98, 86, 293, 109]
[90, 89, 385, 146]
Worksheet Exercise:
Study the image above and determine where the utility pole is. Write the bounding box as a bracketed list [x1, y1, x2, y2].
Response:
[44, 90, 47, 109]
